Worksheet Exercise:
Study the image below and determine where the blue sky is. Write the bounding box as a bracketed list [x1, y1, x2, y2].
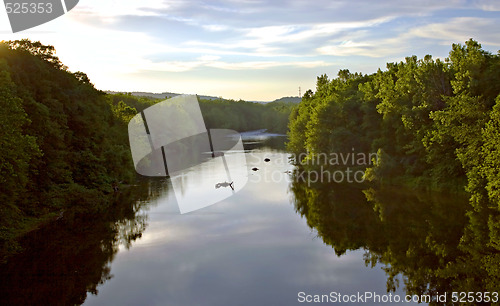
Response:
[1, 0, 499, 100]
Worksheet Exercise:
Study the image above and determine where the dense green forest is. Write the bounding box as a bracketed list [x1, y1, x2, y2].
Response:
[0, 40, 138, 259]
[291, 181, 500, 300]
[0, 179, 166, 305]
[0, 39, 292, 259]
[199, 98, 291, 133]
[288, 39, 500, 199]
[288, 40, 500, 294]
[107, 92, 293, 134]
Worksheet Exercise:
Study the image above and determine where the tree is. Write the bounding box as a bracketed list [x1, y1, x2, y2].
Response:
[5, 39, 66, 70]
[0, 59, 40, 216]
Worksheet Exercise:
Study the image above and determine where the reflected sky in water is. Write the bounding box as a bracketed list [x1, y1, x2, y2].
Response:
[84, 147, 414, 306]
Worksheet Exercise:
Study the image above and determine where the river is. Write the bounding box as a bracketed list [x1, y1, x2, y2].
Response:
[1, 136, 495, 306]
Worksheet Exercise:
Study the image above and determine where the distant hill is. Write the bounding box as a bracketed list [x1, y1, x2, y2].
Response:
[105, 91, 221, 101]
[270, 96, 302, 104]
[105, 91, 302, 104]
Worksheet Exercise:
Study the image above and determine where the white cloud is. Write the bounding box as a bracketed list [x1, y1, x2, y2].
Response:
[207, 60, 330, 70]
[317, 34, 411, 58]
[74, 0, 173, 18]
[197, 55, 222, 61]
[317, 16, 500, 58]
[202, 24, 230, 32]
[473, 0, 500, 11]
[142, 59, 331, 72]
[3, 0, 498, 101]
[179, 17, 394, 59]
[182, 40, 299, 57]
[409, 17, 500, 46]
[237, 17, 394, 54]
[318, 41, 377, 57]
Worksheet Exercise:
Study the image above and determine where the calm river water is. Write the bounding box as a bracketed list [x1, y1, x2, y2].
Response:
[1, 136, 485, 306]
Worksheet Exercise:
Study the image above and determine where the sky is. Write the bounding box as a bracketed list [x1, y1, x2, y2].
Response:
[1, 0, 499, 101]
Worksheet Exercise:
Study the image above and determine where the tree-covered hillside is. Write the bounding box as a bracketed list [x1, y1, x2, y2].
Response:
[199, 97, 291, 133]
[289, 39, 500, 191]
[288, 39, 500, 260]
[0, 40, 294, 259]
[0, 40, 139, 252]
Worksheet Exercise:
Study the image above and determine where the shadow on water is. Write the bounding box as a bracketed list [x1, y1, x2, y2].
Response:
[290, 173, 500, 303]
[0, 135, 285, 306]
[0, 178, 169, 306]
[243, 135, 287, 151]
[2, 134, 499, 305]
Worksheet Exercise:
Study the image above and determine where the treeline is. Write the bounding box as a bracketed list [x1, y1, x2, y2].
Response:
[289, 40, 500, 296]
[0, 180, 165, 304]
[199, 98, 292, 133]
[288, 39, 500, 206]
[109, 91, 293, 134]
[0, 39, 293, 254]
[291, 180, 499, 298]
[0, 40, 139, 252]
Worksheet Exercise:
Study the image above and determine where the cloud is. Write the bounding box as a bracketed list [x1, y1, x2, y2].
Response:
[202, 24, 230, 32]
[8, 0, 498, 101]
[317, 16, 500, 58]
[197, 55, 222, 61]
[69, 0, 466, 35]
[473, 0, 500, 11]
[142, 58, 331, 72]
[207, 60, 330, 70]
[318, 41, 387, 58]
[408, 17, 500, 46]
[165, 16, 394, 61]
[74, 0, 173, 17]
[241, 17, 393, 45]
[66, 0, 488, 63]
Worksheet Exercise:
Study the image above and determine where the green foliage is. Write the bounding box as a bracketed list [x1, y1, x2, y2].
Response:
[111, 100, 137, 123]
[0, 40, 295, 256]
[482, 95, 500, 209]
[0, 179, 163, 300]
[5, 39, 66, 70]
[288, 39, 500, 194]
[287, 89, 314, 156]
[0, 59, 40, 212]
[288, 40, 500, 296]
[110, 94, 293, 133]
[107, 92, 156, 113]
[0, 40, 136, 249]
[291, 177, 500, 302]
[199, 97, 293, 133]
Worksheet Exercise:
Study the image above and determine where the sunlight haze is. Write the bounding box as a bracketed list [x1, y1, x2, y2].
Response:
[1, 0, 499, 100]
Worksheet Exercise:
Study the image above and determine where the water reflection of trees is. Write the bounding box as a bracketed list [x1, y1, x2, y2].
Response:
[0, 178, 169, 305]
[243, 136, 287, 151]
[290, 175, 500, 303]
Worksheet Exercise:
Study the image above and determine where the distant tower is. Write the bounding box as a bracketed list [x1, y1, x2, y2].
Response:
[299, 86, 301, 98]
